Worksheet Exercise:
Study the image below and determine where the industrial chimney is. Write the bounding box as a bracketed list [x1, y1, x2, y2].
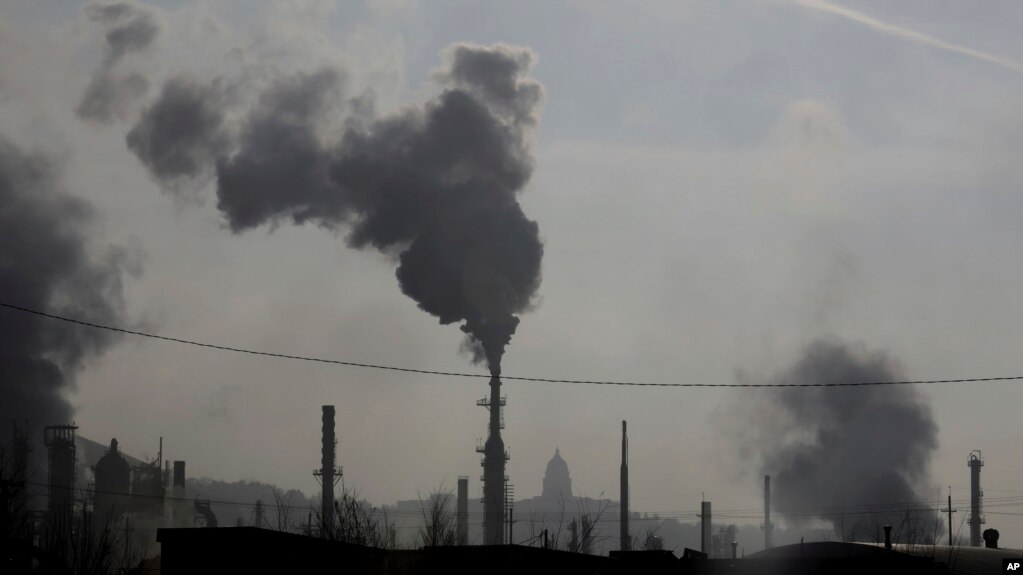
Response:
[43, 424, 77, 528]
[700, 501, 712, 556]
[620, 420, 630, 551]
[479, 375, 506, 545]
[457, 476, 469, 545]
[968, 450, 984, 547]
[11, 423, 30, 518]
[173, 461, 186, 527]
[316, 406, 341, 538]
[764, 475, 773, 550]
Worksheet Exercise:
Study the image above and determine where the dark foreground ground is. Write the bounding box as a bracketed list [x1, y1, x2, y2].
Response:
[158, 527, 1008, 575]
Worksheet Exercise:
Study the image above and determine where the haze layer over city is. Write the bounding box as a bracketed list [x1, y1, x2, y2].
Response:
[3, 0, 1023, 554]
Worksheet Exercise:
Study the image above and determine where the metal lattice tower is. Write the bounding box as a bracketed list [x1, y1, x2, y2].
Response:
[477, 375, 507, 545]
[43, 424, 77, 526]
[314, 406, 341, 537]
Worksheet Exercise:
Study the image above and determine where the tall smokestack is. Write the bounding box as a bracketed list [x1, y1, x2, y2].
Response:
[481, 375, 506, 545]
[968, 451, 984, 547]
[173, 461, 185, 488]
[318, 405, 339, 537]
[764, 475, 773, 550]
[457, 476, 468, 545]
[43, 424, 77, 528]
[173, 461, 186, 527]
[11, 423, 30, 517]
[620, 420, 629, 551]
[701, 501, 712, 556]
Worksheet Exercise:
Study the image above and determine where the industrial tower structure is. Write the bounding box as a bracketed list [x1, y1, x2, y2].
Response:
[968, 450, 984, 547]
[315, 406, 341, 537]
[763, 475, 773, 550]
[620, 420, 630, 551]
[477, 375, 507, 545]
[11, 423, 30, 515]
[44, 424, 77, 526]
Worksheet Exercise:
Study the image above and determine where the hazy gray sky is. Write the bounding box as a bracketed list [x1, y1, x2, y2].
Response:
[3, 0, 1023, 548]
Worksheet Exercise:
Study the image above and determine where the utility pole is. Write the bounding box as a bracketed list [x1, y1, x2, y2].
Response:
[940, 486, 957, 546]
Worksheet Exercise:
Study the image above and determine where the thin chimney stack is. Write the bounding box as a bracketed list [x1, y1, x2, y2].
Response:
[620, 420, 630, 551]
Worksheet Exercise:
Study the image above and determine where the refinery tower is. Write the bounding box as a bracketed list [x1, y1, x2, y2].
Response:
[477, 375, 507, 545]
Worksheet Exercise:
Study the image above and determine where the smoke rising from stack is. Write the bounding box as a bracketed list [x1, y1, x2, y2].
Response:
[0, 137, 139, 448]
[738, 339, 939, 539]
[126, 77, 230, 188]
[125, 44, 545, 374]
[77, 2, 160, 123]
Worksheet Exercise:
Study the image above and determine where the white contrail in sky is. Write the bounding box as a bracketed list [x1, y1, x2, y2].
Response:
[790, 0, 1023, 75]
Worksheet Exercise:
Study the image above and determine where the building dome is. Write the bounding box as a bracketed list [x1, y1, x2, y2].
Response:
[542, 448, 572, 500]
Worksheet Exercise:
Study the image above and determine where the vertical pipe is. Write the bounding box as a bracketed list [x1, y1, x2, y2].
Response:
[620, 420, 629, 551]
[701, 501, 712, 555]
[321, 405, 336, 537]
[884, 525, 892, 550]
[457, 476, 468, 545]
[483, 376, 505, 545]
[947, 490, 953, 546]
[764, 475, 772, 550]
[968, 451, 983, 547]
[172, 461, 185, 527]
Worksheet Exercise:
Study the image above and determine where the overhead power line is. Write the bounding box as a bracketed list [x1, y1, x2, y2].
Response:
[3, 301, 1023, 388]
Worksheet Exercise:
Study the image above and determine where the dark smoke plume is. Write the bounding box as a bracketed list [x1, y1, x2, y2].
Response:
[0, 136, 138, 446]
[743, 339, 939, 541]
[77, 2, 159, 123]
[126, 77, 229, 187]
[129, 44, 544, 373]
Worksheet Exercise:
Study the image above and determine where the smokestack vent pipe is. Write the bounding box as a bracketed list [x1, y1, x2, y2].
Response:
[620, 420, 629, 551]
[457, 476, 469, 546]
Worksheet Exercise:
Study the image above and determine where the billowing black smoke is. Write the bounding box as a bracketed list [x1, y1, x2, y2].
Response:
[748, 339, 939, 542]
[126, 76, 229, 187]
[77, 2, 159, 123]
[0, 137, 138, 446]
[127, 44, 544, 374]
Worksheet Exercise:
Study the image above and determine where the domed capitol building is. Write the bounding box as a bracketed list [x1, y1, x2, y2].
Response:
[515, 448, 612, 522]
[542, 448, 573, 502]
